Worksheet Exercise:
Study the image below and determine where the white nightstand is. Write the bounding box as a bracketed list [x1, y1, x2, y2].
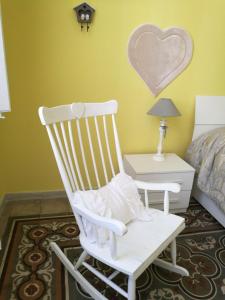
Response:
[123, 153, 195, 213]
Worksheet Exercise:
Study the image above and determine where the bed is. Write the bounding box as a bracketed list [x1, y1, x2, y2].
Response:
[186, 95, 225, 227]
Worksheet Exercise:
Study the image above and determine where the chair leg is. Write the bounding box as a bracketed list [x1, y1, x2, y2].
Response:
[171, 239, 177, 265]
[50, 242, 108, 300]
[128, 275, 136, 300]
[74, 250, 88, 269]
[153, 238, 189, 276]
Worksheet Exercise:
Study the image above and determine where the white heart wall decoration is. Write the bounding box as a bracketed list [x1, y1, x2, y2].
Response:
[128, 24, 193, 96]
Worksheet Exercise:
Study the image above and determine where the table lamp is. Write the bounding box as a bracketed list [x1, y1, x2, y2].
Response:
[147, 98, 181, 161]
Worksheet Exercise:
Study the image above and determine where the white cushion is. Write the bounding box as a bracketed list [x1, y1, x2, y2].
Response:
[72, 173, 152, 244]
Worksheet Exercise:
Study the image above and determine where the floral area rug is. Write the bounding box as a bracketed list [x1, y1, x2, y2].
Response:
[0, 199, 225, 300]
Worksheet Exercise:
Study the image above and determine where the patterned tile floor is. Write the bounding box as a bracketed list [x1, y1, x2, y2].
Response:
[0, 197, 72, 241]
[0, 198, 224, 299]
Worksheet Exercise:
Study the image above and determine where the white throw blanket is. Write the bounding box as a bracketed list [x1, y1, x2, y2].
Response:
[72, 172, 152, 244]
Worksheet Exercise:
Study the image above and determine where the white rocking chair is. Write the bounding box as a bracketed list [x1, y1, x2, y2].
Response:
[38, 100, 189, 300]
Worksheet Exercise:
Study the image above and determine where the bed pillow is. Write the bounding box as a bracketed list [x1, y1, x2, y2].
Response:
[72, 172, 151, 244]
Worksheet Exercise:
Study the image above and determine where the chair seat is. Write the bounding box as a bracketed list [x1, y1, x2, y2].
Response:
[80, 209, 185, 279]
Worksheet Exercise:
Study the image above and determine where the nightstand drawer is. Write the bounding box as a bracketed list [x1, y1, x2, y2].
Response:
[124, 153, 195, 213]
[134, 172, 194, 190]
[139, 190, 191, 212]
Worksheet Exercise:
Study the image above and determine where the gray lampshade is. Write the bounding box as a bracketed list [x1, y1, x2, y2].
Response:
[147, 98, 181, 117]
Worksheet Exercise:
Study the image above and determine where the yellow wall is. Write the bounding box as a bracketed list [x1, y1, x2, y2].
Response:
[1, 0, 225, 195]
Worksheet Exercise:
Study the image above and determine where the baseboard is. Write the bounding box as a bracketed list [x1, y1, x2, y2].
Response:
[3, 190, 67, 202]
[0, 196, 6, 218]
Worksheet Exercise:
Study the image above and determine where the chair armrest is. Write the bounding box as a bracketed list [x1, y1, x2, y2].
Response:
[73, 203, 127, 236]
[135, 180, 181, 215]
[135, 180, 181, 193]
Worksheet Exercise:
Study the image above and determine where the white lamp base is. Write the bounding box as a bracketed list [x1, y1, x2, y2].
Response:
[153, 119, 167, 162]
[153, 153, 165, 161]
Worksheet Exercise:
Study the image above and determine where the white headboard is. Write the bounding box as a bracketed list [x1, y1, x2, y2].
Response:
[192, 96, 225, 140]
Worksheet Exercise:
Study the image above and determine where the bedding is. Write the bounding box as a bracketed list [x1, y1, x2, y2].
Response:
[185, 127, 225, 212]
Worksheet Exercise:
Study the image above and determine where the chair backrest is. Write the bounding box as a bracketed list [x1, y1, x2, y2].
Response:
[38, 100, 124, 203]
